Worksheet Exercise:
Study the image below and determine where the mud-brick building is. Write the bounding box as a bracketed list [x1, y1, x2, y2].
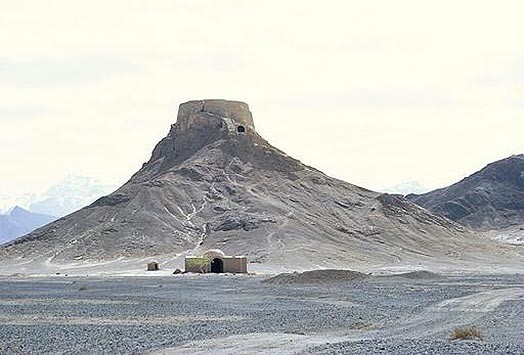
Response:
[185, 249, 247, 273]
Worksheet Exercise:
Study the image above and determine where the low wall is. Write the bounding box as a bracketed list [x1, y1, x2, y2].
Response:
[185, 256, 247, 273]
[222, 257, 247, 273]
[185, 257, 210, 273]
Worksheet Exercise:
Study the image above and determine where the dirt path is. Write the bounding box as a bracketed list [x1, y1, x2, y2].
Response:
[379, 287, 524, 340]
[156, 287, 524, 354]
[152, 332, 351, 355]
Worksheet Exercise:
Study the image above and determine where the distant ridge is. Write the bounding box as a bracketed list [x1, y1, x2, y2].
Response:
[0, 175, 117, 217]
[408, 155, 524, 230]
[0, 207, 56, 244]
[380, 181, 429, 195]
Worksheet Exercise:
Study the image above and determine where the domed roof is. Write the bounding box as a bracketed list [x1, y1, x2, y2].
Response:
[203, 249, 226, 260]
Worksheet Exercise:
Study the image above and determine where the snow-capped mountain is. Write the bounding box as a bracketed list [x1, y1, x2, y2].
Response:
[380, 181, 429, 196]
[1, 175, 117, 218]
[28, 175, 118, 217]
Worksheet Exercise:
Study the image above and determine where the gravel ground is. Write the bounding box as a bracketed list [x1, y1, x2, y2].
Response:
[0, 273, 522, 354]
[308, 339, 524, 354]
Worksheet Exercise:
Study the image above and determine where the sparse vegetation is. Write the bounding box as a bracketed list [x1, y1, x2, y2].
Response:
[449, 326, 483, 341]
[354, 322, 375, 331]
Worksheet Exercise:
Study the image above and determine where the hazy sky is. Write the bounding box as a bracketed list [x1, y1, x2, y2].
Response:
[2, 1, 524, 196]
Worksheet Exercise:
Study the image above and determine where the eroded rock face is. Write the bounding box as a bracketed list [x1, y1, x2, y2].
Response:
[408, 155, 524, 230]
[144, 100, 256, 173]
[136, 99, 301, 181]
[1, 100, 519, 270]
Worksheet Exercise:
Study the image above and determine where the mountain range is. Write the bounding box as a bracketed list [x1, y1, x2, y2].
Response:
[0, 175, 117, 217]
[0, 175, 116, 245]
[380, 181, 429, 195]
[1, 99, 520, 273]
[0, 207, 56, 245]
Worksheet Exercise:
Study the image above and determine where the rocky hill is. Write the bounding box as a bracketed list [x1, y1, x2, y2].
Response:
[1, 100, 520, 271]
[408, 155, 524, 231]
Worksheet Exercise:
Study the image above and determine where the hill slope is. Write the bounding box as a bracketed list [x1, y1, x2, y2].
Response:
[1, 100, 520, 271]
[407, 155, 524, 231]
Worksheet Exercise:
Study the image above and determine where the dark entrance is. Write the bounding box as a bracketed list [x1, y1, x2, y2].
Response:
[237, 125, 245, 133]
[211, 258, 224, 273]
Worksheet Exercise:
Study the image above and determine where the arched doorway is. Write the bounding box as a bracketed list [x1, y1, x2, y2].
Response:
[211, 258, 224, 273]
[237, 125, 245, 133]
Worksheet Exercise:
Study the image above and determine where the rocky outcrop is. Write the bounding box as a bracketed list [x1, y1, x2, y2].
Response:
[135, 99, 301, 182]
[407, 155, 524, 230]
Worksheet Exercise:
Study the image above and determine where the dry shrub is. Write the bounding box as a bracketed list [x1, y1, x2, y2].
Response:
[354, 322, 375, 331]
[449, 326, 483, 341]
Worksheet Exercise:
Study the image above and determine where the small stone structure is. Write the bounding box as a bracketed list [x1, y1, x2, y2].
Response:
[185, 249, 247, 274]
[147, 261, 159, 271]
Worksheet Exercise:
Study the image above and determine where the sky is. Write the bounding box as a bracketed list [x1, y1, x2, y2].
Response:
[1, 1, 524, 197]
